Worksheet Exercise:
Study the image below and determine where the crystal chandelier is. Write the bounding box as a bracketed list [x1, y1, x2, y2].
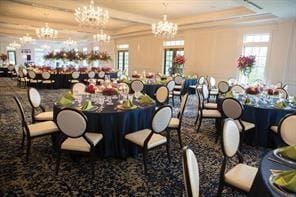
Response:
[36, 23, 58, 40]
[93, 29, 111, 42]
[9, 41, 21, 49]
[152, 3, 178, 39]
[19, 34, 34, 44]
[75, 0, 109, 27]
[63, 38, 77, 47]
[41, 44, 51, 50]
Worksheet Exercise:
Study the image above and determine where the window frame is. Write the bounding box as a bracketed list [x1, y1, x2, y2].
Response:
[117, 49, 129, 73]
[163, 48, 184, 75]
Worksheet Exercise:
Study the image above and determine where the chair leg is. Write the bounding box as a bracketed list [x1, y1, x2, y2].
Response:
[142, 148, 148, 175]
[55, 151, 61, 175]
[26, 138, 31, 162]
[177, 128, 182, 148]
[21, 133, 25, 149]
[196, 117, 202, 133]
[166, 130, 171, 163]
[194, 114, 199, 126]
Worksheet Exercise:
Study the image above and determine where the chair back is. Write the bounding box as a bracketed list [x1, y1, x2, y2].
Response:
[166, 80, 175, 92]
[209, 76, 216, 88]
[198, 76, 205, 85]
[72, 71, 80, 79]
[276, 88, 288, 99]
[72, 83, 86, 94]
[13, 96, 27, 128]
[131, 80, 144, 92]
[98, 71, 105, 78]
[201, 84, 210, 100]
[279, 113, 296, 146]
[88, 71, 95, 79]
[28, 70, 36, 79]
[42, 72, 51, 80]
[196, 88, 201, 110]
[222, 119, 240, 157]
[231, 85, 245, 94]
[218, 81, 229, 94]
[228, 78, 237, 86]
[174, 75, 183, 85]
[22, 68, 28, 76]
[222, 98, 243, 120]
[155, 86, 169, 104]
[28, 87, 41, 108]
[119, 82, 130, 93]
[8, 64, 15, 71]
[275, 81, 282, 88]
[182, 147, 199, 197]
[19, 70, 24, 78]
[152, 105, 172, 133]
[56, 108, 87, 138]
[283, 84, 288, 91]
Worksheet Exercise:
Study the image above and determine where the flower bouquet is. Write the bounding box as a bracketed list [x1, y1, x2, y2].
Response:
[86, 84, 96, 94]
[171, 55, 185, 75]
[101, 66, 112, 72]
[267, 88, 279, 96]
[245, 86, 259, 95]
[237, 56, 256, 77]
[0, 53, 8, 62]
[102, 87, 118, 96]
[146, 73, 154, 79]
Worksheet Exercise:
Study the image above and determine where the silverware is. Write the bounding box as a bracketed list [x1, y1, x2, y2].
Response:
[268, 157, 293, 169]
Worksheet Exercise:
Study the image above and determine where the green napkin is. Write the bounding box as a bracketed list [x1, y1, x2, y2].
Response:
[292, 96, 296, 104]
[81, 100, 93, 111]
[57, 91, 74, 106]
[278, 145, 296, 161]
[274, 169, 296, 192]
[122, 99, 136, 109]
[274, 101, 287, 109]
[139, 94, 154, 105]
[225, 91, 233, 98]
[244, 97, 251, 105]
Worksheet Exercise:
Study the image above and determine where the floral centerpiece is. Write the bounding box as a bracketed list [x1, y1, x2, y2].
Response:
[86, 84, 96, 94]
[0, 53, 8, 63]
[101, 65, 112, 72]
[237, 55, 256, 77]
[132, 71, 141, 78]
[146, 72, 154, 79]
[171, 55, 185, 75]
[102, 87, 118, 96]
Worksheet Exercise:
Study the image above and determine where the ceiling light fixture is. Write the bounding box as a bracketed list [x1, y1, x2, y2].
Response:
[36, 23, 58, 40]
[19, 34, 34, 44]
[9, 41, 21, 49]
[74, 0, 109, 27]
[63, 38, 77, 47]
[93, 29, 111, 42]
[152, 3, 178, 39]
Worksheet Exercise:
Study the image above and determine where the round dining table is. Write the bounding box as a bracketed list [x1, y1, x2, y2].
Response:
[53, 96, 155, 158]
[248, 151, 295, 196]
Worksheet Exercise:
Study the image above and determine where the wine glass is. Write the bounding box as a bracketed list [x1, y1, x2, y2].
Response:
[98, 96, 105, 111]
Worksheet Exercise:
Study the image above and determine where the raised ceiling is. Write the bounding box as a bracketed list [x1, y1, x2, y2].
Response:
[0, 0, 295, 41]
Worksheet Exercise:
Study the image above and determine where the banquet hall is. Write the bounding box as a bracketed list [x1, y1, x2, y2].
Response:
[1, 0, 296, 196]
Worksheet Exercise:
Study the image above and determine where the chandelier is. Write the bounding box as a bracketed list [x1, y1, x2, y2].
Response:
[152, 3, 178, 39]
[19, 34, 34, 44]
[93, 29, 111, 42]
[36, 23, 58, 40]
[9, 41, 21, 49]
[41, 44, 51, 50]
[63, 38, 77, 47]
[75, 0, 109, 27]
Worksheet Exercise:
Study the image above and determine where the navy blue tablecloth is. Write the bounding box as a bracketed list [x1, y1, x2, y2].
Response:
[0, 67, 8, 77]
[248, 151, 294, 196]
[53, 101, 155, 158]
[183, 78, 197, 95]
[242, 105, 295, 147]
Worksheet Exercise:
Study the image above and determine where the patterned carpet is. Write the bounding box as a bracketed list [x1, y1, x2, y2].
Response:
[0, 78, 266, 196]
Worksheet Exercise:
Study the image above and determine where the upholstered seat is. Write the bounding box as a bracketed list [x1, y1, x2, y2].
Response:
[175, 85, 182, 89]
[169, 118, 180, 128]
[30, 79, 42, 83]
[69, 79, 79, 83]
[61, 132, 103, 152]
[125, 129, 167, 149]
[224, 163, 258, 192]
[27, 121, 59, 137]
[34, 111, 53, 121]
[210, 89, 219, 95]
[204, 103, 217, 109]
[173, 90, 182, 95]
[270, 125, 278, 133]
[42, 80, 55, 84]
[235, 120, 255, 132]
[202, 109, 221, 117]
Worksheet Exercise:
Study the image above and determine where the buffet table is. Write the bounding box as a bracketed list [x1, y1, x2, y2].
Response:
[53, 96, 155, 157]
[0, 67, 8, 77]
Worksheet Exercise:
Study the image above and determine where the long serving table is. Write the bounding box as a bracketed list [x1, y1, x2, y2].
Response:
[53, 96, 155, 158]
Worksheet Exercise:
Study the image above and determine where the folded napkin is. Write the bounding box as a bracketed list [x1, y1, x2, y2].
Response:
[244, 97, 251, 105]
[57, 91, 74, 106]
[122, 99, 136, 109]
[225, 91, 233, 98]
[274, 101, 287, 109]
[274, 169, 296, 193]
[134, 91, 143, 99]
[81, 100, 93, 111]
[278, 145, 296, 161]
[139, 94, 154, 105]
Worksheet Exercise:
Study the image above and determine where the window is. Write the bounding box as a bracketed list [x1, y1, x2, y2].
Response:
[163, 48, 184, 75]
[241, 33, 270, 83]
[7, 51, 16, 65]
[34, 48, 44, 66]
[163, 40, 184, 47]
[117, 44, 129, 74]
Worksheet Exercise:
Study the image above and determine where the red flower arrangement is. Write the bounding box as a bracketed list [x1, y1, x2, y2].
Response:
[245, 86, 259, 95]
[102, 87, 118, 96]
[146, 73, 154, 79]
[173, 55, 185, 65]
[132, 73, 141, 78]
[86, 84, 96, 94]
[0, 53, 8, 62]
[267, 88, 279, 95]
[237, 56, 256, 76]
[101, 66, 112, 72]
[88, 51, 112, 62]
[44, 50, 111, 62]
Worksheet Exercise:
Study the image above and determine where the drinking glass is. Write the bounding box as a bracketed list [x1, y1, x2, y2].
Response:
[98, 96, 105, 111]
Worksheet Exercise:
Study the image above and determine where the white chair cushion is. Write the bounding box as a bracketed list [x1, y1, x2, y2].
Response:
[175, 85, 182, 89]
[28, 121, 58, 137]
[69, 80, 79, 83]
[61, 132, 103, 152]
[125, 129, 167, 149]
[30, 79, 41, 83]
[270, 125, 278, 133]
[42, 80, 54, 84]
[224, 163, 258, 192]
[204, 103, 217, 109]
[34, 111, 54, 121]
[202, 109, 221, 118]
[235, 120, 255, 132]
[210, 89, 219, 95]
[168, 118, 180, 128]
